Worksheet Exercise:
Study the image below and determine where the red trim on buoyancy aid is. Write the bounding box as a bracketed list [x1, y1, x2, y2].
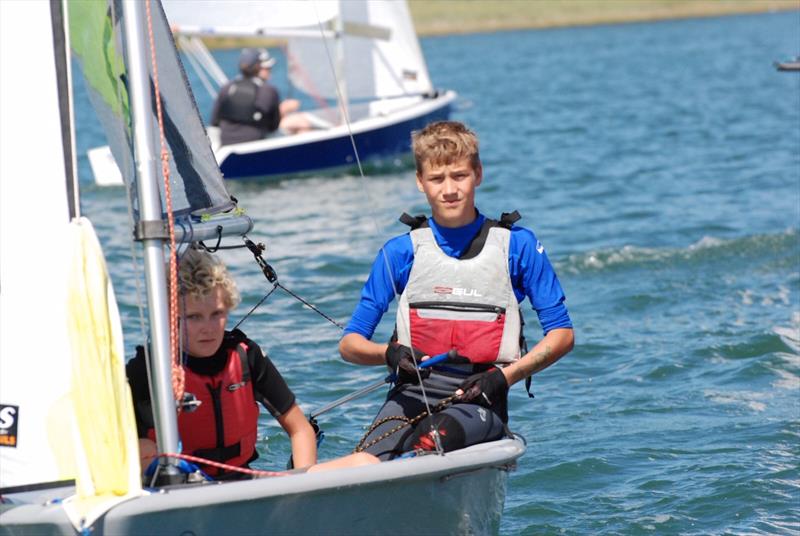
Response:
[164, 343, 259, 475]
[408, 309, 506, 364]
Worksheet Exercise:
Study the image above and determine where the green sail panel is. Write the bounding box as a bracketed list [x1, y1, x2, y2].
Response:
[69, 0, 233, 220]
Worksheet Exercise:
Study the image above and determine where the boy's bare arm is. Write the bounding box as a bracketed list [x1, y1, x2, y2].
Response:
[339, 332, 388, 366]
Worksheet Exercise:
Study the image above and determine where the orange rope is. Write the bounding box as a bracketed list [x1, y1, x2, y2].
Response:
[158, 453, 289, 478]
[144, 0, 184, 407]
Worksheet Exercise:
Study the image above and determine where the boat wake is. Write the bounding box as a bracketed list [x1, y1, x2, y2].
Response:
[560, 228, 799, 275]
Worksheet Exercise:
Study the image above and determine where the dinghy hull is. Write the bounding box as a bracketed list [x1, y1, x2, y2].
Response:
[0, 437, 524, 535]
[215, 91, 457, 180]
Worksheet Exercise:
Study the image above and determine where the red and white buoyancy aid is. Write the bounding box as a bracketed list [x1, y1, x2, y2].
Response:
[395, 222, 522, 364]
[175, 344, 259, 474]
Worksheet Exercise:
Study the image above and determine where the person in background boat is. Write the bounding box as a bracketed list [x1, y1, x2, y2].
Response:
[338, 120, 574, 461]
[127, 248, 377, 479]
[210, 48, 311, 146]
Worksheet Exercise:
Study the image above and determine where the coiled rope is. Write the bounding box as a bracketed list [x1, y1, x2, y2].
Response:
[354, 394, 459, 453]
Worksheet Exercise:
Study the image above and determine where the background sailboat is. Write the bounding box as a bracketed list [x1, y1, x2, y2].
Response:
[0, 0, 524, 534]
[87, 0, 457, 184]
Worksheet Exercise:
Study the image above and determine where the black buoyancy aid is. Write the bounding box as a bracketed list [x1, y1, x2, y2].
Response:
[217, 78, 262, 125]
[168, 342, 259, 475]
[395, 211, 525, 364]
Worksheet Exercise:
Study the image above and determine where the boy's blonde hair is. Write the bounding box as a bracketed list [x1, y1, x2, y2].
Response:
[176, 248, 240, 309]
[411, 121, 481, 173]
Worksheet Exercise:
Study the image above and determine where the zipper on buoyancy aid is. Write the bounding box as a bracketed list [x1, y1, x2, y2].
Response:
[409, 301, 505, 320]
[207, 382, 225, 451]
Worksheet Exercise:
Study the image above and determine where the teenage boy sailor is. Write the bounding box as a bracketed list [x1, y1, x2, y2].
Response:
[339, 121, 574, 460]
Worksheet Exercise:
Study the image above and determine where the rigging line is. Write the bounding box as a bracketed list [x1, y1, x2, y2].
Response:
[231, 284, 279, 332]
[152, 453, 288, 478]
[275, 282, 345, 330]
[176, 34, 218, 99]
[109, 0, 152, 403]
[231, 276, 344, 332]
[238, 237, 346, 331]
[145, 0, 184, 405]
[311, 2, 365, 181]
[283, 44, 331, 113]
[311, 1, 443, 456]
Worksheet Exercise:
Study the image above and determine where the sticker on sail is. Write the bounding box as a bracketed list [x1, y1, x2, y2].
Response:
[536, 240, 544, 254]
[0, 404, 19, 448]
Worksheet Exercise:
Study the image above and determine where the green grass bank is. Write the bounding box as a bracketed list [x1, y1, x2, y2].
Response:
[408, 0, 798, 36]
[199, 0, 798, 48]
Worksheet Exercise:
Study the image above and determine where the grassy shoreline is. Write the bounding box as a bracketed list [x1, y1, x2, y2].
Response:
[199, 1, 798, 49]
[408, 0, 798, 37]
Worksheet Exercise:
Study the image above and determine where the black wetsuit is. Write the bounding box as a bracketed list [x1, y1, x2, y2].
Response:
[359, 366, 507, 461]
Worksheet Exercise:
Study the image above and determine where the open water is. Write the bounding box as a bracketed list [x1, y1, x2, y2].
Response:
[73, 11, 799, 535]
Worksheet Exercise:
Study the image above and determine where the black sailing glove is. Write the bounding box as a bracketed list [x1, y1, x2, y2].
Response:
[455, 367, 509, 409]
[385, 343, 430, 385]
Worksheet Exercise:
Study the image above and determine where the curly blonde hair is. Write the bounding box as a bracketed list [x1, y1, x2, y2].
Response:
[411, 121, 481, 173]
[175, 248, 240, 309]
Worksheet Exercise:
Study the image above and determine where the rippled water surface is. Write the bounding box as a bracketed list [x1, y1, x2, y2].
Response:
[74, 11, 799, 535]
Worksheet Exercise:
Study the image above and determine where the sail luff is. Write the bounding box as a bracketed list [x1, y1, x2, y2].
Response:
[0, 0, 77, 490]
[51, 0, 80, 219]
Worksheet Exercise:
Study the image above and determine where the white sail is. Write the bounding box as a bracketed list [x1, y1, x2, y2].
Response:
[288, 0, 434, 102]
[163, 0, 339, 34]
[162, 1, 434, 104]
[0, 0, 77, 490]
[0, 4, 141, 527]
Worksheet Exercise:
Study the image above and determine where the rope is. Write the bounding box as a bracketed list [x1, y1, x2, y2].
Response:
[233, 281, 344, 332]
[145, 0, 184, 406]
[231, 284, 280, 332]
[274, 282, 345, 330]
[354, 394, 459, 453]
[154, 453, 288, 478]
[234, 238, 345, 332]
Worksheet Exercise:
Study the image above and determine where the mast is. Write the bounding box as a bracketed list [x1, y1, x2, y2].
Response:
[121, 0, 182, 481]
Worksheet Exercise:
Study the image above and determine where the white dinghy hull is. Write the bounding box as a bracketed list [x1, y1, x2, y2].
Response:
[1, 437, 525, 535]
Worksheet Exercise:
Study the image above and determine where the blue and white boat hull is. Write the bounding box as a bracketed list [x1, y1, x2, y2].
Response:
[213, 91, 458, 180]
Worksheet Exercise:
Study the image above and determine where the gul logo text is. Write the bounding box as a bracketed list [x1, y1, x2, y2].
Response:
[432, 286, 483, 297]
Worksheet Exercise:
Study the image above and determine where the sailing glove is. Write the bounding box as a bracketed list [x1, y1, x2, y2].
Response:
[456, 367, 509, 409]
[385, 343, 430, 385]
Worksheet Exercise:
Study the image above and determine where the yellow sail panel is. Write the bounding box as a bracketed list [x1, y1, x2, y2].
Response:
[62, 217, 142, 530]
